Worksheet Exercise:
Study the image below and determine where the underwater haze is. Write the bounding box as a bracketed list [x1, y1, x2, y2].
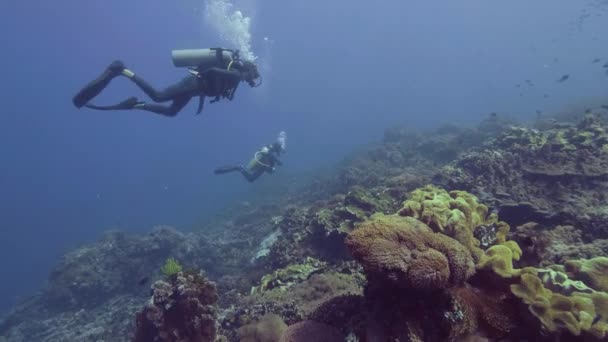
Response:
[1, 0, 608, 313]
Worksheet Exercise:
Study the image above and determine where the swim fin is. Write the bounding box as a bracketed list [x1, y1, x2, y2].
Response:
[84, 97, 140, 111]
[214, 166, 242, 174]
[72, 60, 125, 108]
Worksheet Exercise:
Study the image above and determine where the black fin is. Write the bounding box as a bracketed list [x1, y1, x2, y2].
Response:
[72, 61, 125, 108]
[85, 97, 139, 111]
[214, 166, 241, 174]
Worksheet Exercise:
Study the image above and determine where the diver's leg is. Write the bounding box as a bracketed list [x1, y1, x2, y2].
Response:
[124, 72, 200, 102]
[240, 168, 263, 182]
[73, 61, 125, 108]
[133, 95, 191, 117]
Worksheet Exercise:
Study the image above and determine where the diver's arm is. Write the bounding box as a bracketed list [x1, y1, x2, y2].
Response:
[201, 67, 241, 98]
[201, 67, 241, 83]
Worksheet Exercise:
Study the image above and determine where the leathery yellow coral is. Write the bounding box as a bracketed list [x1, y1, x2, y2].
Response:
[398, 185, 521, 274]
[510, 268, 608, 338]
[564, 257, 608, 292]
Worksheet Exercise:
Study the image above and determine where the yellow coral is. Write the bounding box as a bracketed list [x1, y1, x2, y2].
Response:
[398, 185, 521, 271]
[477, 244, 522, 278]
[510, 270, 608, 338]
[161, 258, 182, 278]
[565, 257, 608, 292]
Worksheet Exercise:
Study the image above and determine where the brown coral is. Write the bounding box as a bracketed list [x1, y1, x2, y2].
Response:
[450, 285, 518, 337]
[237, 314, 287, 342]
[133, 272, 218, 342]
[345, 214, 475, 290]
[279, 321, 343, 342]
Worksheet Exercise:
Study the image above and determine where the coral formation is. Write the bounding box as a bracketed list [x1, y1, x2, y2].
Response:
[435, 114, 608, 238]
[279, 320, 343, 342]
[346, 213, 475, 290]
[4, 113, 608, 342]
[398, 185, 516, 262]
[249, 271, 363, 317]
[160, 258, 183, 278]
[236, 314, 287, 342]
[564, 257, 608, 292]
[133, 271, 218, 342]
[251, 257, 326, 294]
[510, 269, 608, 338]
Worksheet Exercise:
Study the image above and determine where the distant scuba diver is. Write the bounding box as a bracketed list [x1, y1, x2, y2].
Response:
[72, 48, 261, 117]
[214, 132, 287, 183]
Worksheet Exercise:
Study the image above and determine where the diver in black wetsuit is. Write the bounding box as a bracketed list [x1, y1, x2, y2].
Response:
[214, 132, 286, 182]
[72, 48, 261, 117]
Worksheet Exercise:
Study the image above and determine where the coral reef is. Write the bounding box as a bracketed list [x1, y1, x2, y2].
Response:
[4, 113, 608, 342]
[133, 271, 218, 342]
[435, 114, 608, 238]
[511, 223, 608, 266]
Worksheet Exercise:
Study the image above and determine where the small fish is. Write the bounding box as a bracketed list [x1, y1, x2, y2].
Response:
[516, 84, 521, 88]
[603, 62, 608, 68]
[536, 110, 542, 115]
[543, 94, 550, 98]
[592, 314, 602, 325]
[490, 112, 497, 117]
[601, 105, 608, 110]
[592, 58, 601, 63]
[557, 74, 570, 82]
[138, 277, 150, 286]
[585, 108, 592, 114]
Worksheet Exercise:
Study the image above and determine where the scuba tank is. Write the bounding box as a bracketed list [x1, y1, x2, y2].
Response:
[171, 48, 241, 114]
[171, 48, 238, 69]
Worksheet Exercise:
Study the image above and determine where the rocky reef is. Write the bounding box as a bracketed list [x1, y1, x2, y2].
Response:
[134, 270, 218, 342]
[2, 112, 608, 341]
[435, 114, 608, 238]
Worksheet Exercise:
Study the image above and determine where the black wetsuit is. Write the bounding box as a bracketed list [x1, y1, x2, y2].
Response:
[128, 67, 241, 116]
[74, 61, 244, 117]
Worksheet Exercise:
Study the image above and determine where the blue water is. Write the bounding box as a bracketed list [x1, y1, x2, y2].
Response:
[0, 0, 607, 312]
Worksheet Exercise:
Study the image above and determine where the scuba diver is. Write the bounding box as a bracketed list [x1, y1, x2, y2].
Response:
[72, 48, 261, 117]
[214, 132, 286, 183]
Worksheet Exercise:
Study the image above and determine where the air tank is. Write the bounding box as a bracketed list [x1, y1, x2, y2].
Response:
[170, 48, 234, 68]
